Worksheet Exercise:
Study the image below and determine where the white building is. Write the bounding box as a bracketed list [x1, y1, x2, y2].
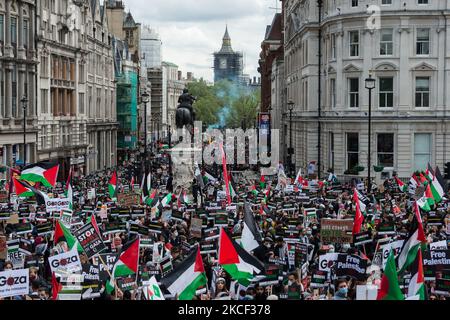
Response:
[162, 61, 185, 134]
[141, 25, 162, 69]
[284, 0, 450, 181]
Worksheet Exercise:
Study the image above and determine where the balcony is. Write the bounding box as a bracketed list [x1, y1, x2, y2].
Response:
[50, 78, 75, 89]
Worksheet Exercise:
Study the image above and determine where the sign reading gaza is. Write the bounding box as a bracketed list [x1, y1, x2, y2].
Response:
[0, 268, 29, 298]
[74, 222, 107, 259]
[45, 198, 71, 212]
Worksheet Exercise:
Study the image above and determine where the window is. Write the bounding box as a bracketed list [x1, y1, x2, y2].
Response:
[0, 14, 4, 45]
[12, 66, 17, 117]
[377, 133, 394, 167]
[351, 0, 358, 7]
[379, 77, 394, 108]
[415, 77, 430, 107]
[331, 34, 336, 59]
[382, 0, 392, 4]
[79, 93, 85, 114]
[41, 89, 48, 113]
[349, 31, 359, 57]
[380, 29, 393, 55]
[40, 56, 48, 77]
[23, 20, 28, 48]
[418, 0, 428, 4]
[347, 133, 359, 170]
[330, 79, 336, 108]
[349, 78, 359, 108]
[329, 132, 335, 171]
[0, 69, 3, 117]
[416, 29, 430, 55]
[11, 17, 17, 46]
[414, 133, 431, 171]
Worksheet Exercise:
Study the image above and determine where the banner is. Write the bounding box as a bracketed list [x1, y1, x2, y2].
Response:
[190, 218, 203, 239]
[335, 254, 367, 281]
[36, 222, 53, 236]
[117, 193, 140, 207]
[74, 222, 107, 259]
[320, 219, 354, 244]
[0, 268, 29, 298]
[430, 240, 447, 250]
[45, 198, 71, 213]
[319, 253, 340, 273]
[353, 231, 372, 246]
[48, 247, 82, 275]
[310, 270, 328, 288]
[143, 276, 165, 300]
[381, 240, 404, 269]
[423, 250, 450, 281]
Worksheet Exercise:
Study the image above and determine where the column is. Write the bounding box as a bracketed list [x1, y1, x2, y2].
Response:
[28, 69, 35, 117]
[5, 65, 12, 118]
[18, 2, 25, 60]
[4, 0, 12, 57]
[18, 69, 24, 117]
[6, 145, 12, 167]
[28, 4, 35, 55]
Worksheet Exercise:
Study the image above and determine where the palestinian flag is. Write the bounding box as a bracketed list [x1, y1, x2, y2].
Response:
[54, 220, 83, 253]
[328, 173, 339, 184]
[408, 247, 425, 300]
[352, 188, 364, 235]
[20, 161, 59, 188]
[13, 177, 35, 198]
[220, 144, 232, 206]
[394, 176, 408, 193]
[218, 228, 264, 286]
[13, 178, 48, 205]
[145, 189, 158, 207]
[397, 202, 427, 273]
[435, 166, 446, 193]
[241, 202, 262, 252]
[161, 193, 173, 207]
[65, 167, 73, 211]
[377, 249, 404, 300]
[86, 214, 100, 234]
[259, 175, 266, 189]
[250, 184, 259, 197]
[424, 182, 436, 207]
[106, 237, 140, 294]
[51, 272, 63, 301]
[109, 171, 118, 199]
[181, 190, 190, 205]
[417, 195, 431, 212]
[161, 246, 207, 300]
[425, 167, 445, 204]
[141, 173, 153, 205]
[294, 168, 303, 186]
[355, 189, 368, 213]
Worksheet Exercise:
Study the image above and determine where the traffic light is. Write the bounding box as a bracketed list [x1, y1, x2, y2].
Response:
[444, 162, 450, 179]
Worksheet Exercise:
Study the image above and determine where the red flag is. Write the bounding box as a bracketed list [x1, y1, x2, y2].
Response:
[130, 176, 135, 190]
[352, 188, 364, 235]
[51, 272, 62, 300]
[220, 144, 231, 206]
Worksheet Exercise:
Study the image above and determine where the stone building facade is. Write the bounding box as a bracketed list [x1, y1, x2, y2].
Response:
[283, 0, 450, 181]
[0, 0, 38, 175]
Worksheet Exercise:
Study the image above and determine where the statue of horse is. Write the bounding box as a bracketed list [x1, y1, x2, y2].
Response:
[176, 89, 196, 141]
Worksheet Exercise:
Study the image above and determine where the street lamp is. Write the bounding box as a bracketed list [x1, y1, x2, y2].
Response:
[365, 72, 376, 193]
[21, 96, 28, 167]
[288, 100, 295, 177]
[141, 91, 150, 175]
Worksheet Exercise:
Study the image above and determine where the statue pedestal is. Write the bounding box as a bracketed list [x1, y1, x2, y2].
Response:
[168, 144, 202, 192]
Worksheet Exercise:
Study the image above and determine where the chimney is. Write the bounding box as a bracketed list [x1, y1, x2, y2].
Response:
[187, 72, 193, 81]
[178, 71, 182, 81]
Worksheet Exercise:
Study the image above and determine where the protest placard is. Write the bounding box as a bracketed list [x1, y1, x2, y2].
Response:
[423, 250, 450, 281]
[319, 253, 340, 273]
[117, 193, 140, 207]
[36, 222, 53, 236]
[103, 221, 127, 235]
[73, 222, 107, 259]
[129, 223, 150, 237]
[190, 218, 203, 239]
[320, 219, 354, 244]
[381, 240, 404, 269]
[335, 254, 367, 281]
[81, 264, 101, 300]
[353, 231, 373, 246]
[49, 247, 82, 275]
[6, 241, 24, 269]
[0, 268, 29, 298]
[92, 253, 118, 281]
[0, 236, 6, 260]
[45, 198, 71, 213]
[310, 270, 328, 288]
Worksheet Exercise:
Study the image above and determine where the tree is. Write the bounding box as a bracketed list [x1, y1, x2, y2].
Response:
[226, 91, 260, 129]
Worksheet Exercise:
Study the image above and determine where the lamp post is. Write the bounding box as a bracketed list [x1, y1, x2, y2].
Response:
[288, 100, 295, 177]
[365, 73, 376, 193]
[141, 91, 150, 175]
[21, 96, 28, 167]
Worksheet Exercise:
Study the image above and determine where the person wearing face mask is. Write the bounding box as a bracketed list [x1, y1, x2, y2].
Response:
[334, 279, 349, 300]
[253, 237, 273, 262]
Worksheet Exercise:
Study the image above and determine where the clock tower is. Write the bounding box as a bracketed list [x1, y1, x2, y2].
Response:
[213, 26, 244, 84]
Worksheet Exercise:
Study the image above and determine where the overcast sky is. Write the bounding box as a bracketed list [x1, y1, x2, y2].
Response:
[124, 0, 279, 82]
